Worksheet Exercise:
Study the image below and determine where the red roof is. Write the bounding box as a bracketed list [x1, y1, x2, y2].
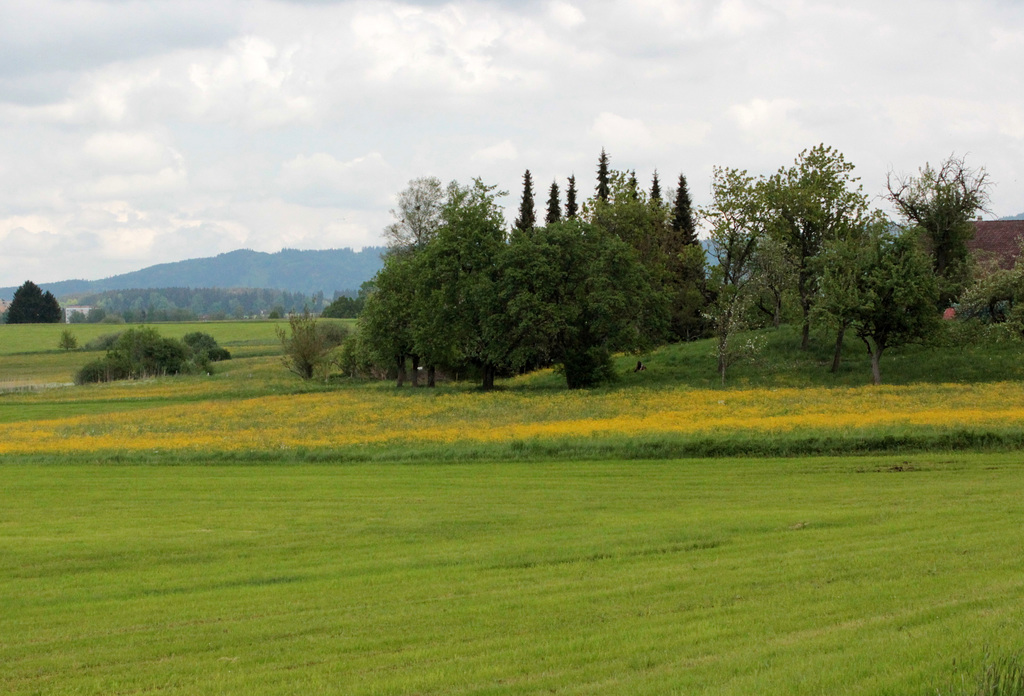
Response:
[969, 221, 1024, 269]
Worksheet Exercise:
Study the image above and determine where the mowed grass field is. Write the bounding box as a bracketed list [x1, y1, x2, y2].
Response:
[2, 322, 1024, 694]
[3, 455, 1024, 695]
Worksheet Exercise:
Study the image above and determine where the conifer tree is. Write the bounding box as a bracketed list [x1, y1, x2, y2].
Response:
[514, 169, 536, 231]
[565, 175, 579, 219]
[627, 170, 639, 200]
[651, 170, 662, 202]
[596, 149, 610, 202]
[672, 174, 698, 246]
[7, 280, 62, 324]
[545, 181, 561, 225]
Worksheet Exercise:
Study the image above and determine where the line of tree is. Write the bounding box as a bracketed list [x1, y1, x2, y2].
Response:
[64, 287, 334, 322]
[350, 147, 993, 388]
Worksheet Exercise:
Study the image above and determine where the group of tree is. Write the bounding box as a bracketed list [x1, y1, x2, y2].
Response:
[702, 148, 989, 384]
[345, 146, 995, 388]
[75, 329, 231, 384]
[69, 287, 332, 322]
[3, 281, 63, 324]
[354, 154, 705, 389]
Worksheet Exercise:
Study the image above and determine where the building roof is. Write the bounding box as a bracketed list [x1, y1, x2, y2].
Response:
[969, 220, 1024, 270]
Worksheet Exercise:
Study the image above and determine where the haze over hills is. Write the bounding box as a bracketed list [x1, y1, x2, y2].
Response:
[0, 247, 386, 301]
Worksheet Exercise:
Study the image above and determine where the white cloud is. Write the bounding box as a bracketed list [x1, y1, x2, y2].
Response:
[472, 140, 519, 162]
[548, 1, 585, 28]
[277, 152, 394, 207]
[590, 113, 654, 151]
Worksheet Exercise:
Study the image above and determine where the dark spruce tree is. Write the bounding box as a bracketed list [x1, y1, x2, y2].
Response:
[545, 181, 561, 225]
[514, 169, 536, 231]
[7, 281, 63, 324]
[672, 174, 698, 246]
[565, 175, 579, 219]
[596, 149, 610, 202]
[650, 170, 662, 202]
[627, 170, 639, 200]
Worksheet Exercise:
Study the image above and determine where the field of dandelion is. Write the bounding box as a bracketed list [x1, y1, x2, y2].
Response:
[3, 319, 1024, 460]
[3, 455, 1024, 695]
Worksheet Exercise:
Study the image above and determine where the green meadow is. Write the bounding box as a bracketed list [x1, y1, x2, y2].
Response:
[2, 322, 1024, 694]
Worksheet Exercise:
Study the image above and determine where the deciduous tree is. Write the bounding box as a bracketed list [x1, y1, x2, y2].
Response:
[886, 154, 991, 305]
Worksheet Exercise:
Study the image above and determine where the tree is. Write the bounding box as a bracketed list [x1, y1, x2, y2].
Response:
[886, 154, 991, 305]
[671, 174, 698, 246]
[359, 253, 420, 386]
[702, 167, 763, 383]
[514, 169, 536, 231]
[415, 179, 509, 389]
[819, 227, 939, 384]
[58, 329, 78, 351]
[565, 175, 579, 219]
[760, 145, 871, 350]
[499, 219, 666, 388]
[383, 176, 445, 254]
[7, 281, 62, 324]
[277, 311, 347, 381]
[545, 180, 561, 225]
[596, 149, 610, 202]
[650, 170, 662, 202]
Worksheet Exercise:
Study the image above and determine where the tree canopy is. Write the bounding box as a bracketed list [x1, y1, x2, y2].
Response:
[7, 281, 62, 324]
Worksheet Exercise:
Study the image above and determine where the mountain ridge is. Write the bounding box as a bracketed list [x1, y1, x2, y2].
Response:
[1, 247, 386, 301]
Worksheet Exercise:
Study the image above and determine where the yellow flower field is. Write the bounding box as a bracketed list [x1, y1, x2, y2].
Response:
[2, 380, 1023, 455]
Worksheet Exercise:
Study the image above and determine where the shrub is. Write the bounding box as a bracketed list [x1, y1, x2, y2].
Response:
[182, 332, 231, 362]
[278, 312, 348, 380]
[58, 329, 78, 351]
[75, 328, 193, 384]
[84, 332, 124, 351]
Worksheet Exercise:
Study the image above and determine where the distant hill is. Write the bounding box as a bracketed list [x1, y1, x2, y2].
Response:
[0, 247, 386, 301]
[1002, 213, 1024, 220]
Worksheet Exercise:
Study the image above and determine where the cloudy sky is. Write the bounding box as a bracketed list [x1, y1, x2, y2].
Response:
[1, 0, 1022, 286]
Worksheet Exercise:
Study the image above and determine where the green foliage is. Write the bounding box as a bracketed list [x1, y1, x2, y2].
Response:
[759, 144, 873, 348]
[75, 327, 190, 384]
[671, 174, 697, 245]
[819, 227, 940, 384]
[277, 311, 347, 380]
[545, 180, 561, 225]
[83, 331, 124, 352]
[887, 154, 992, 305]
[182, 331, 231, 362]
[499, 219, 667, 388]
[514, 169, 536, 231]
[7, 281, 62, 324]
[596, 148, 610, 202]
[320, 294, 364, 319]
[565, 175, 579, 219]
[58, 329, 78, 352]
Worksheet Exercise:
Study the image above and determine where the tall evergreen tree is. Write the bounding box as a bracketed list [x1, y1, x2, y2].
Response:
[514, 169, 536, 231]
[672, 174, 698, 246]
[545, 181, 561, 225]
[596, 149, 610, 202]
[565, 175, 579, 219]
[7, 280, 62, 324]
[650, 170, 662, 202]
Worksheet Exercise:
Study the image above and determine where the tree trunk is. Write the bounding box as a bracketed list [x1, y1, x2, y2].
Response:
[801, 301, 811, 350]
[427, 365, 436, 388]
[410, 354, 420, 387]
[870, 348, 883, 385]
[773, 294, 782, 328]
[830, 324, 846, 374]
[395, 355, 406, 387]
[481, 363, 495, 390]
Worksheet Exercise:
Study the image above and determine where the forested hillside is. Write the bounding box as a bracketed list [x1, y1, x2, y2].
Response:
[0, 247, 385, 301]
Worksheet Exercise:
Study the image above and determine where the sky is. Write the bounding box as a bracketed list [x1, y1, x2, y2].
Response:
[1, 0, 1023, 287]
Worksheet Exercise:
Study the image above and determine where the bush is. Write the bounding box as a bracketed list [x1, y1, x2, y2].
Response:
[84, 332, 124, 351]
[75, 328, 194, 384]
[58, 329, 78, 351]
[182, 332, 231, 362]
[278, 312, 348, 380]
